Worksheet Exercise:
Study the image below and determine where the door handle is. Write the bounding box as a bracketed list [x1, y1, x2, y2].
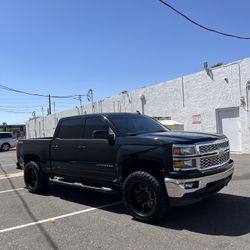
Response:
[78, 145, 87, 150]
[52, 145, 59, 149]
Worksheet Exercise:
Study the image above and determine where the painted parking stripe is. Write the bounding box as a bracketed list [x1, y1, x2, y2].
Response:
[0, 188, 24, 194]
[0, 201, 123, 234]
[0, 172, 23, 180]
[0, 163, 16, 167]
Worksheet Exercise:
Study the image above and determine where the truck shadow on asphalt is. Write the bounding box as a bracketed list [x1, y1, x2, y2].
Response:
[44, 183, 250, 237]
[45, 183, 123, 209]
[160, 193, 250, 236]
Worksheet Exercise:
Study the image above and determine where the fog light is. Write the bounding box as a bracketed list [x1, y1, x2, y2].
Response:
[184, 181, 199, 189]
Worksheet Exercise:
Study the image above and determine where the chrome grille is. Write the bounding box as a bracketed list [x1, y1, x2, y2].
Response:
[199, 140, 229, 154]
[200, 152, 230, 169]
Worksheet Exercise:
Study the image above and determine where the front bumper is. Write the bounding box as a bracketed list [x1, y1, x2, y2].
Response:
[165, 160, 234, 206]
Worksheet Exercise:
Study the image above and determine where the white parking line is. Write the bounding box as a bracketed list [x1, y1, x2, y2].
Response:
[0, 163, 16, 167]
[0, 172, 23, 180]
[0, 188, 24, 194]
[0, 201, 123, 234]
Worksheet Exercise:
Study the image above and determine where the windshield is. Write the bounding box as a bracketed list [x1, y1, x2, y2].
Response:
[108, 114, 169, 135]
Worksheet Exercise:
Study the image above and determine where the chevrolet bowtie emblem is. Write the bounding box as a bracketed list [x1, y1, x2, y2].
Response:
[217, 148, 225, 157]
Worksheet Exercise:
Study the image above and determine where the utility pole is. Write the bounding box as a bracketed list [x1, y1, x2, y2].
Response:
[53, 101, 56, 114]
[79, 95, 82, 114]
[87, 89, 94, 113]
[79, 95, 82, 107]
[42, 107, 45, 137]
[48, 95, 52, 115]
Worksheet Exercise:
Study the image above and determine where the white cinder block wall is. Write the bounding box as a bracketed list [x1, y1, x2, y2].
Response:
[26, 58, 250, 153]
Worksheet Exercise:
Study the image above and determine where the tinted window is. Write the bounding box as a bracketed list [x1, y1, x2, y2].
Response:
[0, 133, 12, 138]
[84, 117, 108, 139]
[57, 118, 83, 139]
[108, 114, 168, 135]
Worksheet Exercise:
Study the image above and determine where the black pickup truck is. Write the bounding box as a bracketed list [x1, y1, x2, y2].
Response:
[17, 113, 234, 223]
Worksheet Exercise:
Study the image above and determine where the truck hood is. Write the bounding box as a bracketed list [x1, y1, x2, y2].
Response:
[135, 131, 226, 144]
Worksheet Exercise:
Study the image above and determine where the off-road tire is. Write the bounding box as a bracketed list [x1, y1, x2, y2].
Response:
[123, 171, 169, 223]
[24, 161, 49, 193]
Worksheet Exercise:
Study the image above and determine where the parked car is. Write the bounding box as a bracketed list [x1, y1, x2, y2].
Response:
[0, 132, 17, 151]
[17, 113, 234, 223]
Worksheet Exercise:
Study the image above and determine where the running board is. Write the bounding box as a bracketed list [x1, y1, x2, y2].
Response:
[50, 178, 119, 194]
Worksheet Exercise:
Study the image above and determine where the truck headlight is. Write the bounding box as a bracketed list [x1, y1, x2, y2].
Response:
[173, 159, 196, 171]
[173, 145, 196, 156]
[172, 145, 197, 171]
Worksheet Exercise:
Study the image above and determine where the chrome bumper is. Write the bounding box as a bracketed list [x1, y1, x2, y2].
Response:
[165, 163, 234, 198]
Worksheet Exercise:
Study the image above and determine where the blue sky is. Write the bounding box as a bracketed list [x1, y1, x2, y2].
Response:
[0, 0, 249, 124]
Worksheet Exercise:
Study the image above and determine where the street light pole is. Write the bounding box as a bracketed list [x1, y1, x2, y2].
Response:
[53, 101, 56, 114]
[42, 107, 45, 137]
[48, 95, 52, 115]
[87, 89, 94, 113]
[79, 95, 82, 114]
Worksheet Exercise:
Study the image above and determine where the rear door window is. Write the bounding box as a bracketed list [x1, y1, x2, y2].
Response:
[57, 118, 83, 139]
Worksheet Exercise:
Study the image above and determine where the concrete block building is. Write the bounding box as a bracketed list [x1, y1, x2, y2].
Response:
[26, 57, 250, 153]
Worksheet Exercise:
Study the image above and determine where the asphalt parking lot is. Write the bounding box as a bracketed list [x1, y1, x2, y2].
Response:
[0, 150, 249, 250]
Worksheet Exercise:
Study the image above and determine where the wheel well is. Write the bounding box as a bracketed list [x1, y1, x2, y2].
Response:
[24, 155, 40, 165]
[121, 159, 164, 183]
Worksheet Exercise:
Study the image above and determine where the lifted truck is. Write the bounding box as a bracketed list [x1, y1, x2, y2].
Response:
[17, 113, 234, 223]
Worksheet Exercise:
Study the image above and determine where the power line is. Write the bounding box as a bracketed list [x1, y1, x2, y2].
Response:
[51, 94, 87, 99]
[0, 84, 48, 97]
[0, 100, 49, 105]
[0, 84, 94, 116]
[0, 105, 42, 109]
[0, 108, 34, 114]
[159, 0, 250, 40]
[0, 84, 85, 99]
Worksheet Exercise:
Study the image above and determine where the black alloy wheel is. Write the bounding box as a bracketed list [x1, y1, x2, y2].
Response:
[24, 161, 49, 193]
[26, 167, 37, 189]
[123, 171, 169, 223]
[130, 182, 157, 214]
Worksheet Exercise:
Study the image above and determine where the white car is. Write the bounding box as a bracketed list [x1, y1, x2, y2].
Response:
[0, 132, 17, 151]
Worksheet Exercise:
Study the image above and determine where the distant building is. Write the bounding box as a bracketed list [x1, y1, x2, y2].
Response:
[26, 57, 250, 153]
[0, 124, 26, 138]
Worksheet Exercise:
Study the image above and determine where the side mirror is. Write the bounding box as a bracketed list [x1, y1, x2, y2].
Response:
[93, 130, 109, 139]
[93, 130, 115, 142]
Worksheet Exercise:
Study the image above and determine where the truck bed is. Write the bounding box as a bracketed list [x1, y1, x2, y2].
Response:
[17, 138, 53, 170]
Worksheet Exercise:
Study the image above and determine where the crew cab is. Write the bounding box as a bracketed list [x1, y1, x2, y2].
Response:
[17, 113, 234, 223]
